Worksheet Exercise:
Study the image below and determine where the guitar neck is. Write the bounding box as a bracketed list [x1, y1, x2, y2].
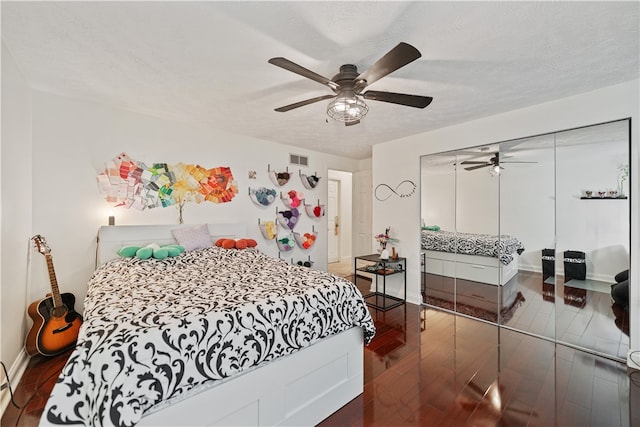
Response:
[45, 254, 64, 308]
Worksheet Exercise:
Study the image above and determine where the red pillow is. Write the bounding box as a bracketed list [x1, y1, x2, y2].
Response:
[218, 238, 258, 249]
[221, 239, 236, 249]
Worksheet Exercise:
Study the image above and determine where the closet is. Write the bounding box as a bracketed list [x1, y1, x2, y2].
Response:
[420, 119, 631, 359]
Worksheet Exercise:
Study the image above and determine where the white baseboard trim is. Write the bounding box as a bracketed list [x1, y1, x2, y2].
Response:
[0, 350, 29, 418]
[517, 265, 614, 283]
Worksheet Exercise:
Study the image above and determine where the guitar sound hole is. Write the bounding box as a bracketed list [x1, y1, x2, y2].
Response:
[51, 306, 68, 319]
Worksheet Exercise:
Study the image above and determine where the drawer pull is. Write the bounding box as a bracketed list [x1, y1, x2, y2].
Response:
[470, 265, 485, 269]
[471, 294, 486, 299]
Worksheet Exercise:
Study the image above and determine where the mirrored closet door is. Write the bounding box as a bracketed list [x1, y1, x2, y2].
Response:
[421, 119, 630, 360]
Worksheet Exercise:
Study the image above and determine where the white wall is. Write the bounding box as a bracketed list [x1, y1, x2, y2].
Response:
[373, 80, 640, 356]
[499, 146, 556, 272]
[28, 91, 359, 311]
[555, 139, 630, 280]
[1, 42, 33, 412]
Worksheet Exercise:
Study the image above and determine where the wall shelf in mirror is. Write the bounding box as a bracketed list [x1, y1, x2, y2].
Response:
[579, 197, 628, 200]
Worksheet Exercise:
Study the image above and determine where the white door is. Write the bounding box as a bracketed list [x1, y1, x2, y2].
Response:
[327, 179, 340, 263]
[354, 170, 372, 256]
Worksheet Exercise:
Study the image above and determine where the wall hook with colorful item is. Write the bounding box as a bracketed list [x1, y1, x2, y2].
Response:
[277, 206, 300, 230]
[294, 226, 318, 250]
[258, 219, 278, 240]
[249, 187, 277, 207]
[276, 233, 295, 252]
[280, 190, 304, 209]
[96, 152, 238, 210]
[304, 200, 325, 218]
[299, 170, 321, 189]
[268, 164, 291, 187]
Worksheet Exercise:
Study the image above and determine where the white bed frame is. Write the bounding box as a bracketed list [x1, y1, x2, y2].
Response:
[422, 250, 518, 286]
[422, 250, 520, 313]
[93, 224, 364, 426]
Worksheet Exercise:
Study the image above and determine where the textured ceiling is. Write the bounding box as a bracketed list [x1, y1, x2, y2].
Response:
[2, 1, 638, 159]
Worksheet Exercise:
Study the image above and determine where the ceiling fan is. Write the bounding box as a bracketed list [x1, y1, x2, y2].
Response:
[268, 42, 433, 126]
[461, 152, 537, 172]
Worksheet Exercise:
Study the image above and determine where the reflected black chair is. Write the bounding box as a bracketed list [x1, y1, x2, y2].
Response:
[611, 269, 629, 309]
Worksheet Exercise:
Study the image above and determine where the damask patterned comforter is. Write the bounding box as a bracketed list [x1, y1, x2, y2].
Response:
[421, 230, 525, 265]
[42, 247, 375, 426]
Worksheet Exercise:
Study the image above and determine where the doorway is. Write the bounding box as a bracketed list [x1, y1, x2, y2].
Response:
[327, 170, 353, 278]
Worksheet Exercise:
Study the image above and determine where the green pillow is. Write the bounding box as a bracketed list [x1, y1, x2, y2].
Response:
[117, 246, 141, 257]
[163, 245, 185, 257]
[136, 247, 153, 259]
[118, 243, 186, 260]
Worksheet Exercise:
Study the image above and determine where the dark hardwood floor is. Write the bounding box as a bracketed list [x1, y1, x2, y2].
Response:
[3, 278, 638, 426]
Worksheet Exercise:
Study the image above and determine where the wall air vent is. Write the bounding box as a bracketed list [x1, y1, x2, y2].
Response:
[290, 154, 308, 166]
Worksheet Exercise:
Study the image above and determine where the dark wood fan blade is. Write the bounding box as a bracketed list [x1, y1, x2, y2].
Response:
[464, 164, 491, 171]
[363, 91, 432, 108]
[501, 161, 538, 164]
[274, 94, 336, 112]
[268, 57, 339, 90]
[345, 119, 360, 127]
[460, 161, 489, 165]
[356, 42, 422, 87]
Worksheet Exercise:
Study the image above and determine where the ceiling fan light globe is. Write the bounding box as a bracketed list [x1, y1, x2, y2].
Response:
[327, 94, 368, 123]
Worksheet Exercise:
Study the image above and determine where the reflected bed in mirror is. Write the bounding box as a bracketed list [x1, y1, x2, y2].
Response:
[420, 118, 631, 361]
[420, 229, 526, 322]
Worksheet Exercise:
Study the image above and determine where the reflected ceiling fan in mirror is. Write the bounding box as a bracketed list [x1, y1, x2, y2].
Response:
[461, 152, 537, 175]
[268, 42, 433, 126]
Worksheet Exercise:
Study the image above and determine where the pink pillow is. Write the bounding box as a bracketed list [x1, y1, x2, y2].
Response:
[171, 224, 211, 251]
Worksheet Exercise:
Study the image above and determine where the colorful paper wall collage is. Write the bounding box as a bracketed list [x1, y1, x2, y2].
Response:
[96, 152, 237, 209]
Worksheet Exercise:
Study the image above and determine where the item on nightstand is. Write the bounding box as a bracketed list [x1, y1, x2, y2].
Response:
[391, 247, 398, 259]
[374, 226, 399, 257]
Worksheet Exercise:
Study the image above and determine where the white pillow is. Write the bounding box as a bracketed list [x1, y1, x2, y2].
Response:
[171, 224, 212, 251]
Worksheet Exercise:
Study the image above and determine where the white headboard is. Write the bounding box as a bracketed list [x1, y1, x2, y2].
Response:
[96, 223, 246, 266]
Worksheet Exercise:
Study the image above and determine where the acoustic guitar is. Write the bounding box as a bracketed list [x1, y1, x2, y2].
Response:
[25, 235, 83, 357]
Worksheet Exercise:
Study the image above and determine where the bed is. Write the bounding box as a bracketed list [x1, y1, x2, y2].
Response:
[41, 224, 375, 426]
[421, 229, 525, 286]
[421, 230, 525, 316]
